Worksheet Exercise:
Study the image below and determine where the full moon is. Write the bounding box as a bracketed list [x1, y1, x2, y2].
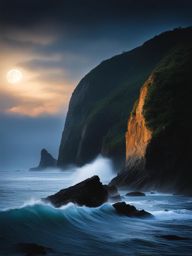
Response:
[7, 69, 23, 84]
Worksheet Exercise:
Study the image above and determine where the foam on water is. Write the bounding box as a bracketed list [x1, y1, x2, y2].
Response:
[1, 158, 192, 255]
[71, 155, 116, 184]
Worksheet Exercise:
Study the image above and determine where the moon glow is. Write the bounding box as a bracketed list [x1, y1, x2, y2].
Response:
[7, 69, 23, 84]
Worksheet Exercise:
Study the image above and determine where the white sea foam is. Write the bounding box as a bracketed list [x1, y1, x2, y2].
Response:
[71, 155, 116, 184]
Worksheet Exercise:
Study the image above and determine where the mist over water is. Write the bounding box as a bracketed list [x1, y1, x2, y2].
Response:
[71, 155, 116, 184]
[0, 157, 192, 255]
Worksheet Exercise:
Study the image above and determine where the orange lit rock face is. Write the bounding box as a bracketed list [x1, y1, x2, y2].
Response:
[126, 77, 152, 166]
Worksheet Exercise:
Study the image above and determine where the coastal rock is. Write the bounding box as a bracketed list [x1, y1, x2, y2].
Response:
[111, 42, 192, 194]
[126, 191, 145, 196]
[30, 149, 57, 171]
[44, 176, 108, 207]
[113, 202, 152, 218]
[105, 185, 121, 202]
[16, 243, 53, 255]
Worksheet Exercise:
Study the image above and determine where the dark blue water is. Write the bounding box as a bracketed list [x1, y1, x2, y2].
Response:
[0, 158, 192, 256]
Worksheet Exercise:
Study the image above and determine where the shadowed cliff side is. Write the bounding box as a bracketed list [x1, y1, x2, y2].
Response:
[30, 149, 57, 171]
[111, 44, 192, 194]
[58, 27, 192, 169]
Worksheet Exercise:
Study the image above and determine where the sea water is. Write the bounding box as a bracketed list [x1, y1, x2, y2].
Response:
[0, 157, 192, 255]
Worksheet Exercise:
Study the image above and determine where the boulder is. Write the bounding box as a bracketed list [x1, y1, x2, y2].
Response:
[113, 202, 152, 218]
[126, 191, 145, 196]
[43, 176, 108, 208]
[16, 243, 53, 255]
[30, 149, 57, 171]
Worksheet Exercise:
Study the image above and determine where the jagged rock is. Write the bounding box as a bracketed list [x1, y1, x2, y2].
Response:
[43, 176, 120, 208]
[105, 185, 121, 202]
[43, 176, 109, 208]
[126, 191, 145, 196]
[113, 202, 152, 218]
[110, 42, 192, 195]
[16, 243, 53, 255]
[30, 149, 57, 171]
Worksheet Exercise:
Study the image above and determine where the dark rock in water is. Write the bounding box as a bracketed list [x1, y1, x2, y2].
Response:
[159, 235, 190, 241]
[16, 243, 52, 255]
[126, 191, 145, 197]
[104, 184, 121, 202]
[113, 202, 152, 218]
[44, 176, 108, 208]
[150, 191, 156, 194]
[30, 149, 57, 171]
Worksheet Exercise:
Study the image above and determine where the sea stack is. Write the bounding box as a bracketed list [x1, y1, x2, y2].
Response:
[30, 149, 57, 171]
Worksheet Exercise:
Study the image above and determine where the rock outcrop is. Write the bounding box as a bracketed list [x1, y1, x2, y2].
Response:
[111, 43, 192, 194]
[30, 149, 57, 171]
[113, 202, 152, 218]
[125, 79, 152, 168]
[57, 28, 192, 170]
[16, 243, 53, 255]
[110, 76, 154, 188]
[43, 176, 120, 208]
[126, 191, 145, 196]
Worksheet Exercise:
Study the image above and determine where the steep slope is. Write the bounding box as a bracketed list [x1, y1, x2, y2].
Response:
[58, 27, 192, 169]
[30, 149, 57, 171]
[125, 79, 152, 166]
[111, 44, 192, 193]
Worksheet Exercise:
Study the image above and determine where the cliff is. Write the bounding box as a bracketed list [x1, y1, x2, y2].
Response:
[58, 27, 192, 169]
[111, 43, 192, 194]
[30, 149, 57, 171]
[125, 79, 152, 167]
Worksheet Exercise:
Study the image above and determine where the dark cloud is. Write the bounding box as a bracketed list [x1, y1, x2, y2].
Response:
[0, 0, 192, 29]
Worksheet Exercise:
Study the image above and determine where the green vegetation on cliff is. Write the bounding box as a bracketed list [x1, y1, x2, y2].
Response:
[111, 42, 192, 193]
[143, 44, 192, 192]
[58, 27, 192, 169]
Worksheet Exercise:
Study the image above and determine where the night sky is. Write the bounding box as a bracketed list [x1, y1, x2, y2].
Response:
[0, 0, 192, 170]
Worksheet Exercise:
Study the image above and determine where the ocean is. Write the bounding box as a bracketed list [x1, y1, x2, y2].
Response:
[0, 157, 192, 256]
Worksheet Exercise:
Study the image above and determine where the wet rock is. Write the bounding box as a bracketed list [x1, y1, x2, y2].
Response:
[126, 191, 145, 196]
[16, 243, 52, 255]
[104, 184, 121, 202]
[43, 176, 108, 208]
[113, 202, 152, 218]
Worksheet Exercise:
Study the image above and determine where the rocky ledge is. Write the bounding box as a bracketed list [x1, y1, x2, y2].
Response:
[43, 175, 120, 208]
[113, 202, 152, 218]
[43, 175, 152, 218]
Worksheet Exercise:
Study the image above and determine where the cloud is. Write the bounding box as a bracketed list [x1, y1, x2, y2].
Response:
[0, 0, 192, 169]
[0, 0, 191, 29]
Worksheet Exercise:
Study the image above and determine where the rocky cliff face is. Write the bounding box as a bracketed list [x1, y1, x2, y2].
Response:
[111, 43, 192, 194]
[125, 78, 152, 168]
[58, 28, 192, 169]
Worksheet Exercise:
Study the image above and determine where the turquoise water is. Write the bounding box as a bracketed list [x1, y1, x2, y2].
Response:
[0, 159, 192, 255]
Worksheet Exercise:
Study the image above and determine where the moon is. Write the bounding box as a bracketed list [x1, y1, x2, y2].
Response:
[7, 69, 23, 84]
